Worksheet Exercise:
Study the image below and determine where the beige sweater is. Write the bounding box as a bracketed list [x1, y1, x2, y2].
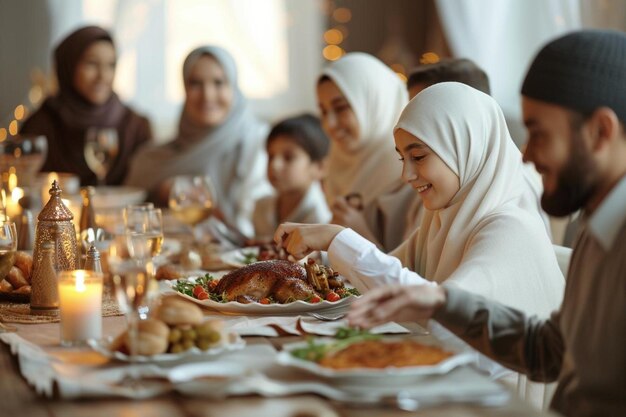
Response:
[434, 176, 626, 417]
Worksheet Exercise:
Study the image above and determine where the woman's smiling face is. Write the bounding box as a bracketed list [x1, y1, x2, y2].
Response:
[394, 128, 460, 210]
[184, 54, 234, 127]
[316, 79, 360, 153]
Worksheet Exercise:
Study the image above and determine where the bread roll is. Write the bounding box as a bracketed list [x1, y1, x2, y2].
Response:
[111, 318, 170, 356]
[5, 266, 28, 289]
[156, 297, 204, 326]
[135, 319, 170, 355]
[13, 285, 31, 295]
[155, 264, 183, 281]
[0, 279, 13, 292]
[14, 252, 33, 282]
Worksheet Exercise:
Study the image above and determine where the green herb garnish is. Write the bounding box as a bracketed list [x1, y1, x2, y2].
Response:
[172, 273, 214, 297]
[239, 251, 257, 264]
[290, 327, 380, 362]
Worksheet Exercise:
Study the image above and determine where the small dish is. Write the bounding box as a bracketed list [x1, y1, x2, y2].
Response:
[88, 332, 245, 363]
[276, 338, 475, 385]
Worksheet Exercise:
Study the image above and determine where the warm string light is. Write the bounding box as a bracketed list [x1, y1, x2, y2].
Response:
[420, 52, 440, 65]
[28, 85, 43, 105]
[332, 7, 352, 23]
[1, 66, 47, 141]
[14, 105, 25, 120]
[323, 28, 343, 45]
[8, 169, 17, 192]
[8, 121, 18, 136]
[322, 1, 349, 61]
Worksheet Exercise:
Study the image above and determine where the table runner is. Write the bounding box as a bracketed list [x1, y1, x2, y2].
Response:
[0, 330, 510, 406]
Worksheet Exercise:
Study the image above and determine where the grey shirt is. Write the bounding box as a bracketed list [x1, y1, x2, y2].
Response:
[434, 175, 626, 417]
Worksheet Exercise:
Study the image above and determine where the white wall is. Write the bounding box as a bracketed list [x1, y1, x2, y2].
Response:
[0, 0, 324, 142]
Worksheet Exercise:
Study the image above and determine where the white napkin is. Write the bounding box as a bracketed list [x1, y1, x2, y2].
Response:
[1, 331, 278, 399]
[1, 333, 60, 397]
[222, 315, 409, 337]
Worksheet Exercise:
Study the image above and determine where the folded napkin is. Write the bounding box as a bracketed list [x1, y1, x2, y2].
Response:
[222, 315, 409, 337]
[0, 331, 278, 399]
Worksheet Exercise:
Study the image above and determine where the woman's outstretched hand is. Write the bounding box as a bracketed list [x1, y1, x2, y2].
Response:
[273, 223, 345, 260]
[347, 284, 447, 328]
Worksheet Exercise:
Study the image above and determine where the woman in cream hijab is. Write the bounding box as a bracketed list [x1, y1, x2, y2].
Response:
[317, 53, 421, 251]
[275, 83, 565, 407]
[125, 46, 270, 236]
[279, 82, 563, 310]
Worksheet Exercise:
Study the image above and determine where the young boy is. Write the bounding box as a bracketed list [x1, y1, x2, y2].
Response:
[407, 58, 491, 99]
[252, 114, 331, 240]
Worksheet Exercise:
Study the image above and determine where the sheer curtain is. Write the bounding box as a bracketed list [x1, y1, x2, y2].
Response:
[45, 0, 323, 142]
[435, 0, 626, 147]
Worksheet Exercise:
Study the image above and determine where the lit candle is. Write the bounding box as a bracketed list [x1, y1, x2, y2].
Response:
[41, 172, 59, 205]
[57, 270, 103, 346]
[6, 187, 23, 220]
[40, 172, 80, 205]
[62, 197, 81, 235]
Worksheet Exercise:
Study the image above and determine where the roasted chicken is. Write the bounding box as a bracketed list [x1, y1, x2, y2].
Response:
[214, 260, 315, 303]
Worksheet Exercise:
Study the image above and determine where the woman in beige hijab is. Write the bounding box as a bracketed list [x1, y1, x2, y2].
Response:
[125, 46, 270, 235]
[317, 53, 421, 251]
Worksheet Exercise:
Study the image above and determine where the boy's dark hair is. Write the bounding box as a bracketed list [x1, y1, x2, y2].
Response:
[407, 58, 491, 95]
[267, 114, 330, 162]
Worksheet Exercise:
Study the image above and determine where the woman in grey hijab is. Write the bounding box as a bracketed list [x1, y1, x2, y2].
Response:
[125, 46, 270, 236]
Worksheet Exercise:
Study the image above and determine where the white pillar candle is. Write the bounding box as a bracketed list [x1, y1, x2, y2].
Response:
[6, 187, 23, 220]
[58, 270, 103, 346]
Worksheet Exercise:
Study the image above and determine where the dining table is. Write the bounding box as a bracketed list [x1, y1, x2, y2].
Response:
[0, 206, 559, 417]
[0, 306, 560, 417]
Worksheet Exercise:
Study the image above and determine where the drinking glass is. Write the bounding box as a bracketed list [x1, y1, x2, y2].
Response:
[124, 206, 164, 261]
[168, 176, 215, 269]
[84, 128, 119, 185]
[0, 222, 17, 281]
[168, 176, 215, 228]
[108, 235, 158, 368]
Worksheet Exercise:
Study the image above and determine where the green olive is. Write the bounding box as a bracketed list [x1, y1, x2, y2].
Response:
[195, 322, 217, 338]
[181, 328, 197, 341]
[205, 330, 221, 344]
[168, 328, 182, 343]
[195, 338, 212, 351]
[182, 339, 195, 350]
[169, 343, 184, 354]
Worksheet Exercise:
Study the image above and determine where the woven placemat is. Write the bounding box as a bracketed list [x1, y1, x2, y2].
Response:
[0, 294, 123, 324]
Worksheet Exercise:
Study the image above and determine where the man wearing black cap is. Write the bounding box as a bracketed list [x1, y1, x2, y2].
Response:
[347, 29, 626, 417]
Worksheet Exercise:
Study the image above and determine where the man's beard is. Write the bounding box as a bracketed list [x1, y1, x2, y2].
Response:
[541, 131, 600, 217]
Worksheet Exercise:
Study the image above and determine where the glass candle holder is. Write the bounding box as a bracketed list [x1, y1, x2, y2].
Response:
[57, 270, 103, 346]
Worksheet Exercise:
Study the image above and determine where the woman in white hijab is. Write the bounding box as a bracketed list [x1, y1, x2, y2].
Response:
[275, 83, 565, 407]
[125, 46, 270, 236]
[317, 53, 421, 251]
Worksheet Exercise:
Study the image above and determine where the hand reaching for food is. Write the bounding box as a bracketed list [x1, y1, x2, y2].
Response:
[273, 223, 344, 260]
[347, 284, 447, 329]
[331, 195, 382, 248]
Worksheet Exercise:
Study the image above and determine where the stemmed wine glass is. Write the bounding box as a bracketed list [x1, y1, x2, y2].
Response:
[107, 234, 158, 386]
[123, 206, 163, 319]
[84, 128, 119, 185]
[124, 206, 163, 259]
[168, 176, 215, 269]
